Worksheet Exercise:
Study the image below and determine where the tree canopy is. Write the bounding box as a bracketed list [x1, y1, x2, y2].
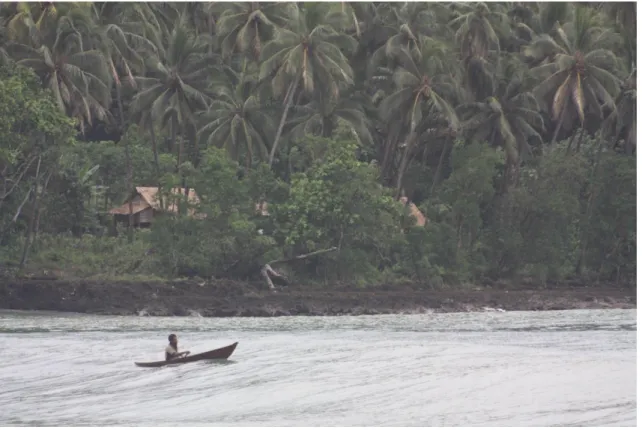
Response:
[0, 2, 635, 287]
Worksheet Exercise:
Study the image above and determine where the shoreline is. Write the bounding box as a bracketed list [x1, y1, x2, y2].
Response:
[0, 278, 636, 317]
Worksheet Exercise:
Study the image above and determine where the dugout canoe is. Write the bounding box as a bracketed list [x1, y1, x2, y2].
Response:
[135, 342, 238, 368]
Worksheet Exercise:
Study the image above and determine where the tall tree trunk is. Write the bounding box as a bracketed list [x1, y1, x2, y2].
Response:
[501, 162, 517, 194]
[173, 119, 181, 171]
[624, 127, 635, 155]
[182, 175, 189, 215]
[0, 156, 37, 214]
[19, 157, 42, 270]
[395, 131, 417, 200]
[576, 139, 604, 276]
[381, 139, 393, 184]
[565, 128, 579, 154]
[551, 97, 569, 145]
[430, 141, 450, 195]
[269, 75, 301, 168]
[574, 127, 585, 153]
[321, 115, 334, 138]
[34, 170, 53, 240]
[116, 83, 134, 243]
[0, 188, 30, 245]
[149, 125, 164, 210]
[380, 130, 400, 186]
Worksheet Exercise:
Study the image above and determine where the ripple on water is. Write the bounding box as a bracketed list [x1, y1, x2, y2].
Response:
[0, 309, 636, 426]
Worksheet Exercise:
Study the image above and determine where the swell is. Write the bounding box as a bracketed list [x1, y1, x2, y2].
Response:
[0, 323, 636, 334]
[0, 330, 635, 426]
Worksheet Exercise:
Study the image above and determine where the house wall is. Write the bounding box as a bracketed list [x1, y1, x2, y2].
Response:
[114, 209, 156, 229]
[114, 213, 139, 225]
[139, 207, 154, 223]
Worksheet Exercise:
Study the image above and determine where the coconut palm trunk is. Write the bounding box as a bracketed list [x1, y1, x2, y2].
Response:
[574, 127, 585, 153]
[172, 118, 180, 170]
[269, 75, 301, 168]
[430, 141, 450, 195]
[549, 87, 569, 146]
[115, 82, 135, 242]
[149, 125, 164, 209]
[576, 138, 604, 275]
[395, 130, 418, 199]
[19, 156, 42, 269]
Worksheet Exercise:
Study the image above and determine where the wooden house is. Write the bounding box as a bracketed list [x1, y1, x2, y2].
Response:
[109, 187, 201, 227]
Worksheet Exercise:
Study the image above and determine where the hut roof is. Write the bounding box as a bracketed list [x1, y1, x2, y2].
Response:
[109, 187, 201, 215]
[255, 201, 269, 216]
[399, 197, 427, 227]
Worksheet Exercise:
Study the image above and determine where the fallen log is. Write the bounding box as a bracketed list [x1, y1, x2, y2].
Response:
[261, 247, 338, 291]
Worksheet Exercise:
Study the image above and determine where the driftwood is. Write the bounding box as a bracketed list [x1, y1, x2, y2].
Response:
[261, 247, 338, 291]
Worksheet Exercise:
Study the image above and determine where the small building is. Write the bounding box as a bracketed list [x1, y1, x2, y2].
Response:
[399, 196, 427, 227]
[109, 186, 201, 227]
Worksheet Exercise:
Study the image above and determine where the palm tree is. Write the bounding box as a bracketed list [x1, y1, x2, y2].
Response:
[598, 2, 636, 39]
[336, 1, 378, 38]
[287, 88, 373, 146]
[181, 3, 215, 36]
[212, 2, 297, 61]
[6, 3, 113, 133]
[259, 4, 357, 167]
[0, 16, 10, 65]
[449, 2, 510, 60]
[339, 2, 389, 86]
[377, 39, 460, 198]
[145, 3, 181, 39]
[599, 3, 636, 75]
[507, 2, 570, 44]
[449, 3, 511, 101]
[604, 70, 636, 155]
[369, 2, 445, 70]
[526, 6, 623, 146]
[457, 58, 544, 188]
[196, 71, 276, 169]
[129, 14, 216, 171]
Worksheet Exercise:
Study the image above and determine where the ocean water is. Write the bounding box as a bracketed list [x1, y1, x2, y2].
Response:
[0, 309, 636, 426]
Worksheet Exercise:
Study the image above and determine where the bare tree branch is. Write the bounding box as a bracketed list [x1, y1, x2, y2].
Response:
[267, 247, 338, 266]
[261, 247, 339, 291]
[12, 188, 32, 222]
[0, 155, 38, 211]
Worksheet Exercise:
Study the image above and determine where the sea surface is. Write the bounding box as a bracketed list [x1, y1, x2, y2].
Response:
[0, 309, 636, 426]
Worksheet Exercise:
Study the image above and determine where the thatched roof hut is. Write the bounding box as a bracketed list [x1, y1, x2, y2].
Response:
[109, 187, 201, 226]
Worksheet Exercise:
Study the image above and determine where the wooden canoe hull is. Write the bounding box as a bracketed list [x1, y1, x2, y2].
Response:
[135, 342, 238, 368]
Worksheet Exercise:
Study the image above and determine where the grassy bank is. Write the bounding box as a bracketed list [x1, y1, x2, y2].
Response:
[1, 232, 635, 294]
[2, 233, 635, 317]
[1, 233, 160, 281]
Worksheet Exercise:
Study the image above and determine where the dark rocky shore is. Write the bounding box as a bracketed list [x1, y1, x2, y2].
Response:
[0, 278, 636, 317]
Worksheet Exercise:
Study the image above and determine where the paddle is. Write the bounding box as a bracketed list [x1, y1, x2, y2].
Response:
[169, 351, 190, 360]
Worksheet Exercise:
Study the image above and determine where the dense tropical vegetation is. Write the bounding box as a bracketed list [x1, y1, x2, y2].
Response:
[0, 2, 636, 287]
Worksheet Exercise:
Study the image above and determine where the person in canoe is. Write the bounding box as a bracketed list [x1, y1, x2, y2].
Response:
[166, 334, 190, 361]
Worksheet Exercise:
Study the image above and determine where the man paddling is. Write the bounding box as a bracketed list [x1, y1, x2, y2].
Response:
[166, 334, 190, 361]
